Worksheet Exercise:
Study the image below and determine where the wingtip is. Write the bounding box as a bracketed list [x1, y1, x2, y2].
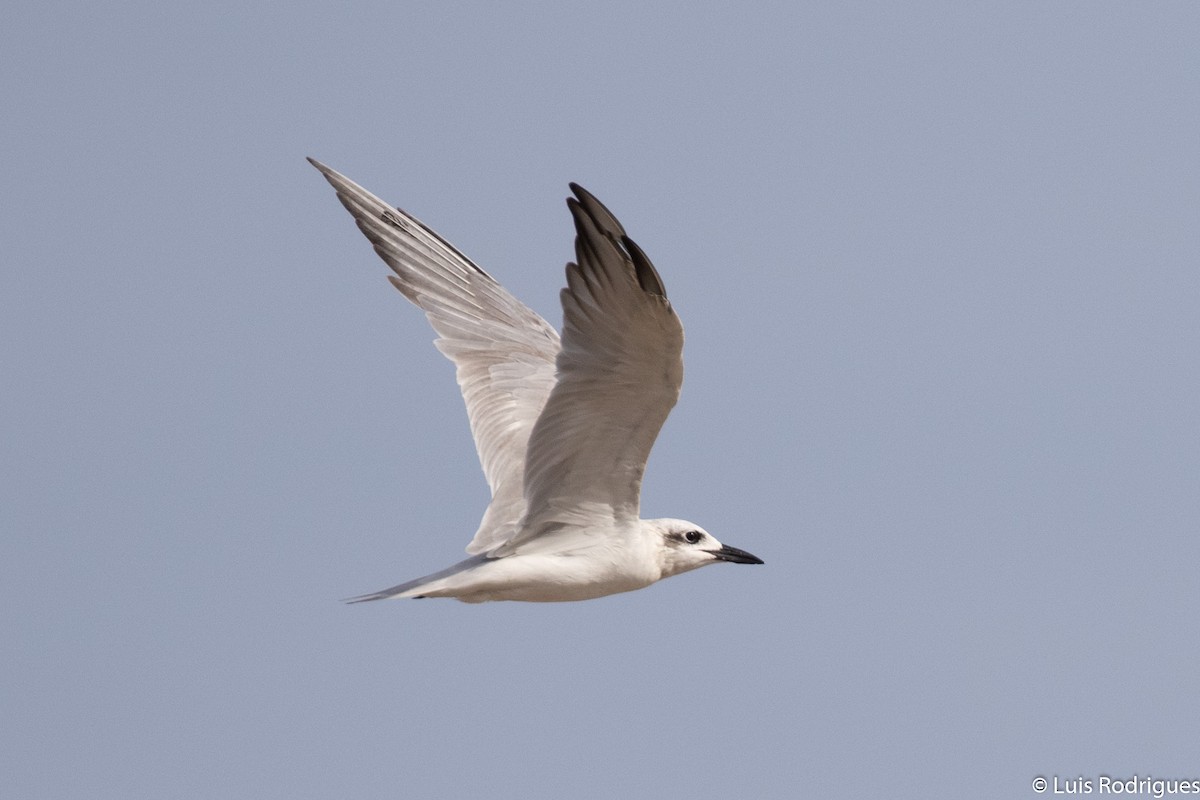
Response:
[566, 185, 667, 298]
[307, 157, 340, 185]
[307, 158, 359, 196]
[567, 182, 630, 239]
[307, 158, 345, 185]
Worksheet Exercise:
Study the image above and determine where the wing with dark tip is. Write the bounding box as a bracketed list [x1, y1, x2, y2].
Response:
[500, 184, 685, 552]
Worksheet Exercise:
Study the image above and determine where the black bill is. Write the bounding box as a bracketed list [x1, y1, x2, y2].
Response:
[706, 544, 764, 565]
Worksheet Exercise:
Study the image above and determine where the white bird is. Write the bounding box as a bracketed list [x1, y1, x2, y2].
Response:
[310, 158, 763, 603]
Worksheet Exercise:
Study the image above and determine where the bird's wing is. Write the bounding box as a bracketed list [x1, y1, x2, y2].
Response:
[309, 159, 560, 554]
[498, 184, 684, 555]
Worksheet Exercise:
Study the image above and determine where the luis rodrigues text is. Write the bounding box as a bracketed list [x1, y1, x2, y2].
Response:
[1041, 775, 1200, 796]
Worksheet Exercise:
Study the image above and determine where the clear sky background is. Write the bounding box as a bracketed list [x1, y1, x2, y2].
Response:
[4, 2, 1198, 798]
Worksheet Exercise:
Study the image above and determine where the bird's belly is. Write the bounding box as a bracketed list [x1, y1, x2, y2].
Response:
[453, 552, 658, 603]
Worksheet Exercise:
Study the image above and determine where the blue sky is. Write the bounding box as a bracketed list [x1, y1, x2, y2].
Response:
[4, 2, 1198, 798]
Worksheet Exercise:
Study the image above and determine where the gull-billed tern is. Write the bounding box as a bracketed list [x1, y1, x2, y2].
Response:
[310, 159, 763, 602]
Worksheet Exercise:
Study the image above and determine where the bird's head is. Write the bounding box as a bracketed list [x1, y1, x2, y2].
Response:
[650, 519, 764, 579]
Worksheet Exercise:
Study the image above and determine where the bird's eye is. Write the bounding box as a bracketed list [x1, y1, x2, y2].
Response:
[684, 530, 703, 544]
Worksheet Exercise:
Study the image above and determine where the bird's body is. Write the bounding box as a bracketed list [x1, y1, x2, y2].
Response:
[310, 159, 762, 603]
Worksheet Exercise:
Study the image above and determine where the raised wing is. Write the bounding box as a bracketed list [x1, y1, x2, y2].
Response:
[309, 159, 560, 554]
[500, 184, 684, 553]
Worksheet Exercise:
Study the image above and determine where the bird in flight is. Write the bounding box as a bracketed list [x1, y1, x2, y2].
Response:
[310, 159, 763, 602]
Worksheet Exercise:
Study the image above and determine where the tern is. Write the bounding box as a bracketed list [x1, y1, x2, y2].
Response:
[310, 159, 763, 603]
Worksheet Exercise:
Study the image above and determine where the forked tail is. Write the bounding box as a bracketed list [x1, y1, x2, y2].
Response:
[343, 555, 489, 603]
